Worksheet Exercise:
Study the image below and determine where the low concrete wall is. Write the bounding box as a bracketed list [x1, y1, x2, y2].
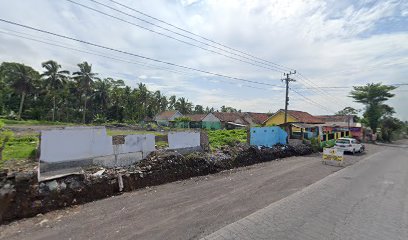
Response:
[40, 127, 155, 170]
[168, 131, 201, 149]
[40, 127, 113, 163]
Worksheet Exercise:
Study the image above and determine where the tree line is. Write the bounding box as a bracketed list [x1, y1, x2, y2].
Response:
[0, 61, 240, 123]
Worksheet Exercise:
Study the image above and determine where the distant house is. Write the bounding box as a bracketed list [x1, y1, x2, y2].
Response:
[201, 113, 221, 129]
[213, 112, 249, 129]
[316, 115, 363, 140]
[315, 115, 355, 127]
[263, 109, 324, 126]
[154, 110, 183, 126]
[243, 112, 270, 125]
[185, 114, 208, 128]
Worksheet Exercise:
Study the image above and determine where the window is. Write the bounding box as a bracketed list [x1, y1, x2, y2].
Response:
[336, 139, 350, 144]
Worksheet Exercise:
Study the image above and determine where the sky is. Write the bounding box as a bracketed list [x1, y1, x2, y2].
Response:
[0, 0, 407, 119]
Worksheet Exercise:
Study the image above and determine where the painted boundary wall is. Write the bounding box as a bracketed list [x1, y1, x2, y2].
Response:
[40, 127, 113, 163]
[249, 126, 287, 147]
[40, 127, 206, 170]
[40, 127, 155, 168]
[168, 131, 201, 149]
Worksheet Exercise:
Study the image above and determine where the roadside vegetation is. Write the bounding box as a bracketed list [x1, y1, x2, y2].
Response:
[349, 83, 407, 142]
[207, 129, 247, 149]
[1, 119, 37, 168]
[0, 61, 239, 125]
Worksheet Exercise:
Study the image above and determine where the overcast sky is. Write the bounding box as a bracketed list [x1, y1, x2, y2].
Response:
[0, 0, 407, 119]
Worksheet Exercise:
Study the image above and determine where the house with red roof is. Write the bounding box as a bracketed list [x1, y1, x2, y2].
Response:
[154, 110, 183, 126]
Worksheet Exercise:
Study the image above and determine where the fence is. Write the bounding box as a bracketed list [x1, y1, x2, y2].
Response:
[39, 127, 208, 171]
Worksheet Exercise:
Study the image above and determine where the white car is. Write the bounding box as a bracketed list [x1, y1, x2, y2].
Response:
[335, 138, 364, 154]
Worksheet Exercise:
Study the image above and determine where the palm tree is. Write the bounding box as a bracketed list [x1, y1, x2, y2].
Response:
[168, 95, 177, 110]
[4, 63, 38, 120]
[73, 62, 97, 123]
[41, 60, 70, 121]
[136, 83, 149, 119]
[93, 78, 112, 116]
[175, 97, 193, 114]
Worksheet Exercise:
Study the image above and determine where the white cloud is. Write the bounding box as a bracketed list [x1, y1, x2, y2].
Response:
[0, 0, 407, 119]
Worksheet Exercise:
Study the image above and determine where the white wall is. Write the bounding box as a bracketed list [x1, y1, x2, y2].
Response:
[40, 127, 113, 163]
[168, 132, 201, 149]
[40, 127, 155, 164]
[113, 134, 155, 156]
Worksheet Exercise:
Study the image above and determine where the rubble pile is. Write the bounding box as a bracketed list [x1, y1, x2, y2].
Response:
[0, 143, 314, 224]
[0, 170, 121, 223]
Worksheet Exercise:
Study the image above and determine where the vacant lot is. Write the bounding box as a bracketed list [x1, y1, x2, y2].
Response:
[0, 143, 383, 240]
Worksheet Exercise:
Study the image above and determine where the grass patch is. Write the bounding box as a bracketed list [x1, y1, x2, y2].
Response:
[207, 129, 247, 149]
[1, 135, 38, 167]
[1, 118, 73, 126]
[156, 140, 169, 148]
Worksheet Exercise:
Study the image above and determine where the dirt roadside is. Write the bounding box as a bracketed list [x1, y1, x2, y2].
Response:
[0, 144, 384, 240]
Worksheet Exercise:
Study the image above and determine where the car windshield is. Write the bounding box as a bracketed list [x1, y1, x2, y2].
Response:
[336, 139, 350, 144]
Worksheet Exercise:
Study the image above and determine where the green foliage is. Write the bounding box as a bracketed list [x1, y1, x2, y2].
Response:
[207, 129, 247, 149]
[220, 105, 240, 113]
[0, 118, 71, 126]
[92, 114, 107, 124]
[379, 117, 405, 142]
[0, 60, 221, 124]
[350, 83, 396, 133]
[1, 119, 14, 161]
[174, 116, 192, 122]
[310, 137, 321, 152]
[2, 135, 38, 163]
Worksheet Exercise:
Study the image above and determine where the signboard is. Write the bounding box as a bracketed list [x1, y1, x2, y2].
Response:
[323, 148, 344, 161]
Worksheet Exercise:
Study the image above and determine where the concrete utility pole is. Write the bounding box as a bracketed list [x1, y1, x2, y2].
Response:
[282, 71, 296, 123]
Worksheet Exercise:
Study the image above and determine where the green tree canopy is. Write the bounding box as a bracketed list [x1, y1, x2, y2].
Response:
[350, 83, 396, 133]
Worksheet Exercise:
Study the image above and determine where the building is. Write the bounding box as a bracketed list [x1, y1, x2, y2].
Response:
[213, 112, 249, 129]
[263, 109, 324, 126]
[201, 113, 222, 129]
[243, 112, 270, 125]
[185, 114, 207, 128]
[316, 115, 363, 140]
[154, 110, 183, 126]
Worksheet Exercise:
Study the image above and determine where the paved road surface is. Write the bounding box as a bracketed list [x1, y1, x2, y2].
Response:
[203, 142, 408, 240]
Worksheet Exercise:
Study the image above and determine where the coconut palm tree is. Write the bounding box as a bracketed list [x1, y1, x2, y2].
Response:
[73, 62, 97, 123]
[175, 97, 193, 114]
[93, 78, 113, 117]
[4, 63, 38, 120]
[41, 60, 70, 121]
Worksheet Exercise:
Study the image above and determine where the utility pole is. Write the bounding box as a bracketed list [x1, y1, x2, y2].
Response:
[282, 70, 296, 124]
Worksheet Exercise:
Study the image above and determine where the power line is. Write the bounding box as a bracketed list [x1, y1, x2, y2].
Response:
[106, 0, 295, 72]
[66, 0, 287, 74]
[295, 73, 350, 108]
[0, 29, 201, 77]
[291, 88, 337, 114]
[86, 0, 292, 73]
[294, 83, 408, 89]
[0, 18, 285, 89]
[0, 28, 290, 94]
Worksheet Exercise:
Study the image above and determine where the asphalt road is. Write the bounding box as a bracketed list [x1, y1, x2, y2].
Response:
[203, 141, 408, 240]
